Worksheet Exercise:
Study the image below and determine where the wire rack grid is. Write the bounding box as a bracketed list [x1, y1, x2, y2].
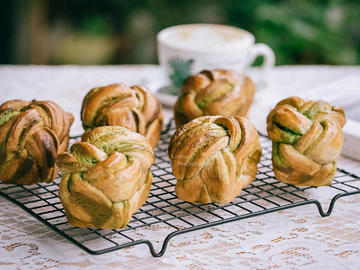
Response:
[0, 120, 360, 257]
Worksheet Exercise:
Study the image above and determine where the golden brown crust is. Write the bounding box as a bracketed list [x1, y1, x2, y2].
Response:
[0, 99, 74, 185]
[57, 126, 154, 229]
[174, 69, 255, 128]
[267, 96, 346, 186]
[81, 83, 163, 148]
[168, 115, 261, 204]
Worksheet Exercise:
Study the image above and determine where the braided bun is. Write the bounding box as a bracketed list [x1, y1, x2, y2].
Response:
[0, 99, 73, 185]
[267, 96, 346, 186]
[169, 116, 261, 204]
[81, 83, 163, 148]
[57, 126, 154, 229]
[174, 69, 255, 128]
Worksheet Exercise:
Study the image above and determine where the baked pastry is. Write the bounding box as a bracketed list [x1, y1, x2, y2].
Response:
[57, 126, 154, 229]
[81, 83, 163, 148]
[0, 99, 73, 185]
[174, 69, 255, 128]
[267, 96, 346, 186]
[168, 115, 262, 204]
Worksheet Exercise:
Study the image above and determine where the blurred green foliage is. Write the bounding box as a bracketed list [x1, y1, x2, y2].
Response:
[2, 0, 360, 65]
[248, 0, 360, 64]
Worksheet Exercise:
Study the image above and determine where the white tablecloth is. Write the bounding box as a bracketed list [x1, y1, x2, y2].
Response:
[0, 65, 359, 269]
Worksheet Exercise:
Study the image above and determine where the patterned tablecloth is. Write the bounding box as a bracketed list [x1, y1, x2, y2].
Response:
[0, 65, 359, 270]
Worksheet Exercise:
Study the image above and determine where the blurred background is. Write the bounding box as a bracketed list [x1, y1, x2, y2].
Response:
[1, 0, 359, 65]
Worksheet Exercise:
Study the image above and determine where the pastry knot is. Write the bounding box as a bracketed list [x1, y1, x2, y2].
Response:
[81, 83, 163, 148]
[174, 69, 255, 128]
[0, 99, 73, 185]
[267, 96, 346, 186]
[169, 116, 261, 204]
[57, 126, 154, 228]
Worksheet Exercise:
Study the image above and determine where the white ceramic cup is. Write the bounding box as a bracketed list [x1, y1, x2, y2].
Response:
[157, 24, 275, 87]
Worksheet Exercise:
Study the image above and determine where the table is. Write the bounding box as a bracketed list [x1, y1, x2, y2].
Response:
[0, 65, 359, 269]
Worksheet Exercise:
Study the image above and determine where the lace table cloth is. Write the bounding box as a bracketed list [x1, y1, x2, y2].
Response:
[0, 65, 359, 270]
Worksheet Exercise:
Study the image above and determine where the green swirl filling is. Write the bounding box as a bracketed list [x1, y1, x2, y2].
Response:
[273, 122, 301, 144]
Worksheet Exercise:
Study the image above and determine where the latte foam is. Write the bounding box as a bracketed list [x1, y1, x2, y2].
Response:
[161, 25, 251, 51]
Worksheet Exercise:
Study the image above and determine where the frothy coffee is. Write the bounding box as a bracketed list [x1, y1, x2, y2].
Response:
[160, 24, 251, 51]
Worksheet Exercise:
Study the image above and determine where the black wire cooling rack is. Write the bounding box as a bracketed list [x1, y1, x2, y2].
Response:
[1, 120, 360, 257]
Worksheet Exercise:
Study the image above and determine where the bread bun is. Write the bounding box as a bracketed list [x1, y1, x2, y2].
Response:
[174, 69, 255, 128]
[267, 96, 346, 186]
[0, 99, 73, 185]
[169, 115, 261, 204]
[57, 126, 154, 229]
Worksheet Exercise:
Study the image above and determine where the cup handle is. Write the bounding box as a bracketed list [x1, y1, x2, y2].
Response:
[248, 43, 275, 90]
[249, 43, 275, 71]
